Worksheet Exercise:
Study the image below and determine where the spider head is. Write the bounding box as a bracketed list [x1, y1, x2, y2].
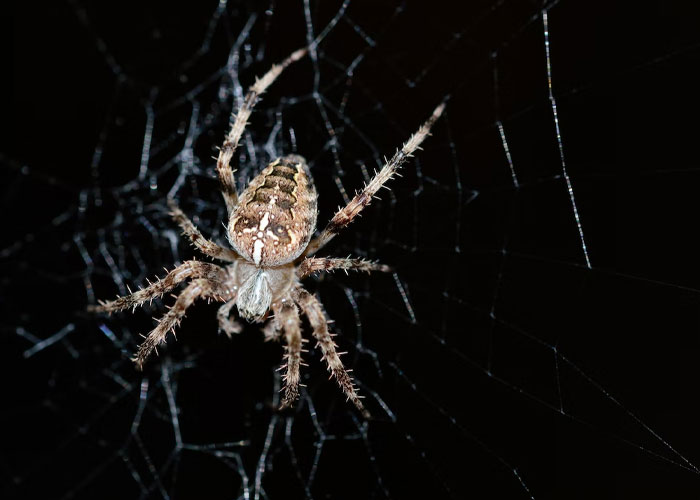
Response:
[236, 269, 272, 322]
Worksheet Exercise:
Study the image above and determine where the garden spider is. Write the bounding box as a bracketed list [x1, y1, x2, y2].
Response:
[89, 47, 445, 416]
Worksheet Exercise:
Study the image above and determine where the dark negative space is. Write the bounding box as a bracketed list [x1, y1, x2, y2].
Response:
[4, 1, 700, 498]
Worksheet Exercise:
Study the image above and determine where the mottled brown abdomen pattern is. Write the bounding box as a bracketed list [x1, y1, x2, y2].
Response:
[228, 155, 318, 267]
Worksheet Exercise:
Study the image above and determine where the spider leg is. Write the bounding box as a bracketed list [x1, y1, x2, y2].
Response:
[292, 287, 370, 417]
[133, 279, 227, 370]
[88, 261, 228, 314]
[168, 199, 239, 262]
[302, 102, 446, 257]
[217, 299, 243, 338]
[296, 257, 392, 279]
[273, 300, 306, 410]
[217, 47, 308, 215]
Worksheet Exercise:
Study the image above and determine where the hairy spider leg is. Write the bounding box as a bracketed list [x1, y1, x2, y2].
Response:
[88, 261, 228, 314]
[168, 199, 239, 262]
[132, 279, 234, 370]
[293, 287, 369, 418]
[302, 102, 446, 258]
[296, 257, 391, 278]
[216, 48, 308, 215]
[274, 301, 306, 410]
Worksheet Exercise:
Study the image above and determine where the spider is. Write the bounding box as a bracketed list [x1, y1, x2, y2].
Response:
[89, 47, 445, 416]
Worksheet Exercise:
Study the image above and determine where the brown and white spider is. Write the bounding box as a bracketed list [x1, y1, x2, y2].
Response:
[89, 47, 445, 416]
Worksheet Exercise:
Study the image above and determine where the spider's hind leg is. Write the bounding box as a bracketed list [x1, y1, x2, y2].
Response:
[302, 102, 445, 257]
[133, 279, 227, 370]
[216, 47, 308, 216]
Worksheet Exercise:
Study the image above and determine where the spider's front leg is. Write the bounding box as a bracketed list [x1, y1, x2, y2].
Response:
[302, 102, 446, 257]
[88, 261, 227, 314]
[296, 257, 392, 279]
[133, 279, 229, 370]
[293, 287, 369, 417]
[273, 300, 306, 410]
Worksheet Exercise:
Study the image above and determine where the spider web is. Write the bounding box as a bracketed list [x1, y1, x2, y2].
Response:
[4, 0, 700, 498]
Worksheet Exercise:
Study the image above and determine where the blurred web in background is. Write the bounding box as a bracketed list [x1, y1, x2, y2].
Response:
[3, 0, 700, 498]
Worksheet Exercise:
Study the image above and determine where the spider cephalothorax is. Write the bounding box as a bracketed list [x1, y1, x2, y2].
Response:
[90, 47, 445, 417]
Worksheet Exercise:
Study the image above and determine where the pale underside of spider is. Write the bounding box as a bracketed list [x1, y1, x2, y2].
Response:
[89, 47, 445, 417]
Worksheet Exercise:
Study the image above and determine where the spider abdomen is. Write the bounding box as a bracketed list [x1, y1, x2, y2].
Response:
[228, 155, 318, 266]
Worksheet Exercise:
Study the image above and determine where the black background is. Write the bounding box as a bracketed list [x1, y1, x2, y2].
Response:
[4, 1, 700, 499]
